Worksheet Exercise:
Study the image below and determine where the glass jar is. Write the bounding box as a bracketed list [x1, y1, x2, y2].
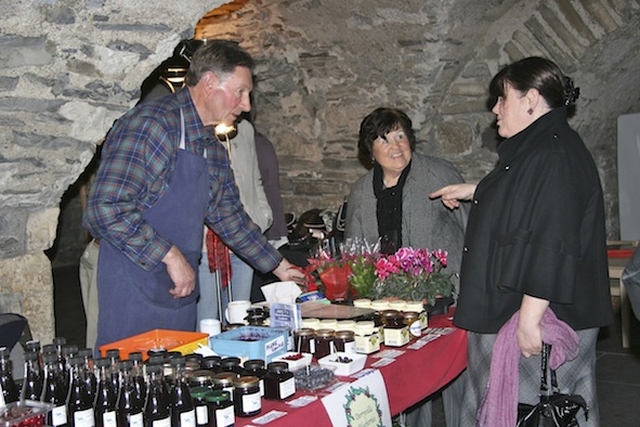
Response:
[232, 376, 261, 417]
[211, 373, 235, 401]
[334, 330, 356, 353]
[190, 386, 210, 427]
[403, 311, 422, 338]
[202, 356, 222, 373]
[219, 357, 246, 377]
[318, 319, 338, 331]
[293, 328, 316, 354]
[204, 390, 234, 427]
[405, 301, 428, 329]
[243, 359, 267, 397]
[313, 329, 335, 359]
[383, 314, 410, 347]
[263, 362, 295, 401]
[380, 309, 400, 326]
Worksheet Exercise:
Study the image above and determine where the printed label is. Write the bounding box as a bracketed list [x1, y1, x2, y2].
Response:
[151, 416, 171, 427]
[52, 404, 68, 426]
[215, 405, 235, 427]
[179, 409, 196, 427]
[102, 411, 117, 427]
[242, 392, 262, 413]
[73, 408, 95, 427]
[279, 377, 296, 399]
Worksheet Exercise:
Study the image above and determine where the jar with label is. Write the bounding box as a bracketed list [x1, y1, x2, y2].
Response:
[232, 376, 261, 417]
[189, 387, 210, 427]
[334, 330, 356, 353]
[404, 301, 428, 329]
[211, 373, 235, 401]
[313, 329, 335, 360]
[379, 309, 400, 326]
[293, 328, 316, 354]
[243, 360, 267, 397]
[263, 362, 296, 401]
[204, 390, 234, 427]
[383, 314, 410, 347]
[353, 321, 381, 354]
[403, 311, 421, 338]
[219, 357, 246, 378]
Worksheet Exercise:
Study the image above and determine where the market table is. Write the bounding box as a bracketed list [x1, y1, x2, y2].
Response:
[236, 312, 468, 426]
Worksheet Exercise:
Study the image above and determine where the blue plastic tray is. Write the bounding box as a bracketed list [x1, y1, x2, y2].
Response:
[209, 326, 289, 363]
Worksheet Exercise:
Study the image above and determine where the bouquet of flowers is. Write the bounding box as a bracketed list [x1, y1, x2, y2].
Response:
[371, 247, 455, 305]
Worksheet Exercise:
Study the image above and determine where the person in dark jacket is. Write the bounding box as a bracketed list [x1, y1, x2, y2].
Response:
[431, 57, 612, 427]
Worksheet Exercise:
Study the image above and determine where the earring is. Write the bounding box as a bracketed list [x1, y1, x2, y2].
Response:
[527, 108, 533, 115]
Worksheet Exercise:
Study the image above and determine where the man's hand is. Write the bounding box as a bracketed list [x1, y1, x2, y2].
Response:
[163, 245, 196, 299]
[272, 258, 306, 285]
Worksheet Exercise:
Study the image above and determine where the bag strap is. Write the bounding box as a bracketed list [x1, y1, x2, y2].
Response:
[539, 342, 561, 396]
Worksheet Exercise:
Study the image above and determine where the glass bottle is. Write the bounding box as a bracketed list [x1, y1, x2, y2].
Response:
[25, 339, 43, 377]
[67, 356, 95, 427]
[41, 351, 69, 427]
[116, 359, 144, 427]
[20, 349, 43, 401]
[0, 346, 19, 404]
[170, 356, 196, 427]
[263, 362, 295, 401]
[93, 357, 117, 427]
[128, 352, 147, 405]
[144, 364, 171, 427]
[78, 348, 97, 404]
[105, 349, 121, 398]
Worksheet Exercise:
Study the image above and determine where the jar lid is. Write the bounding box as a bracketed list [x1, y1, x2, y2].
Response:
[233, 375, 260, 388]
[370, 299, 390, 310]
[204, 390, 231, 403]
[336, 320, 356, 330]
[187, 369, 214, 381]
[220, 357, 241, 367]
[267, 361, 289, 373]
[294, 328, 316, 337]
[335, 330, 355, 339]
[352, 298, 372, 308]
[354, 321, 376, 336]
[202, 356, 222, 369]
[190, 386, 210, 398]
[212, 372, 235, 386]
[314, 328, 335, 337]
[403, 311, 420, 323]
[243, 359, 265, 370]
[302, 318, 321, 329]
[388, 300, 406, 310]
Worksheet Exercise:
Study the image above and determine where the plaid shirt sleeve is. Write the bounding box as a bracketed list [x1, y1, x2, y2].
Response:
[82, 108, 176, 270]
[205, 141, 283, 274]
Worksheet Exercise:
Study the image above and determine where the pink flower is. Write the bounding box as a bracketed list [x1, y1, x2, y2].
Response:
[375, 257, 399, 280]
[433, 249, 448, 267]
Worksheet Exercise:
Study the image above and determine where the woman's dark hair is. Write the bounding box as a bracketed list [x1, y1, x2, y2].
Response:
[358, 107, 417, 161]
[489, 56, 580, 109]
[184, 39, 254, 86]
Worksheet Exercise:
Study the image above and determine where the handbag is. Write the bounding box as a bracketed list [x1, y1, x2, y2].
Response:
[516, 343, 589, 427]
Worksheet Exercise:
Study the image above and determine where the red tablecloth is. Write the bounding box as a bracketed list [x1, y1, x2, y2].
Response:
[236, 312, 468, 426]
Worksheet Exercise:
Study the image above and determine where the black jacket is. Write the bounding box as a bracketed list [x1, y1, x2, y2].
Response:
[454, 107, 613, 333]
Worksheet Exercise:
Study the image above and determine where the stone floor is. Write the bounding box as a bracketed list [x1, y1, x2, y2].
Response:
[51, 264, 640, 426]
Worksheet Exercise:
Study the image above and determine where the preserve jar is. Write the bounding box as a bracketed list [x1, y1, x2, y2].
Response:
[187, 369, 214, 389]
[243, 359, 268, 396]
[293, 328, 316, 354]
[232, 376, 261, 417]
[190, 386, 210, 427]
[263, 362, 295, 401]
[211, 372, 235, 401]
[204, 390, 234, 427]
[403, 311, 422, 338]
[334, 330, 356, 353]
[313, 329, 335, 359]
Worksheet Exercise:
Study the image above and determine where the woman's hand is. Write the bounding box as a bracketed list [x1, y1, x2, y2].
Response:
[517, 295, 550, 357]
[429, 183, 477, 210]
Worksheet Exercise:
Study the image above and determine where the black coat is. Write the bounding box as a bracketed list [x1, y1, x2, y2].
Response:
[454, 107, 613, 333]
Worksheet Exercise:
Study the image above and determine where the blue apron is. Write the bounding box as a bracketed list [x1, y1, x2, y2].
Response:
[96, 112, 209, 349]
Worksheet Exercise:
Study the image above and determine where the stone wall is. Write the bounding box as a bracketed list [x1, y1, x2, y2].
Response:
[1, 0, 639, 343]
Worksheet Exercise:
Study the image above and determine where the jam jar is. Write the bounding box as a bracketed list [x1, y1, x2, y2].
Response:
[293, 328, 316, 354]
[204, 390, 234, 427]
[190, 386, 210, 427]
[313, 329, 335, 359]
[211, 372, 235, 401]
[263, 362, 296, 401]
[187, 369, 214, 389]
[243, 359, 268, 396]
[334, 330, 356, 353]
[232, 376, 261, 417]
[402, 311, 422, 338]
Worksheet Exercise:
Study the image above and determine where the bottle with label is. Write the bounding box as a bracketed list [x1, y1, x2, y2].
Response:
[116, 360, 144, 427]
[204, 390, 234, 427]
[67, 356, 95, 427]
[25, 339, 43, 377]
[242, 360, 267, 397]
[20, 350, 43, 401]
[0, 346, 19, 404]
[144, 364, 171, 427]
[128, 352, 147, 405]
[94, 357, 117, 427]
[170, 357, 196, 427]
[105, 349, 121, 396]
[78, 348, 97, 404]
[41, 352, 69, 427]
[263, 362, 295, 401]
